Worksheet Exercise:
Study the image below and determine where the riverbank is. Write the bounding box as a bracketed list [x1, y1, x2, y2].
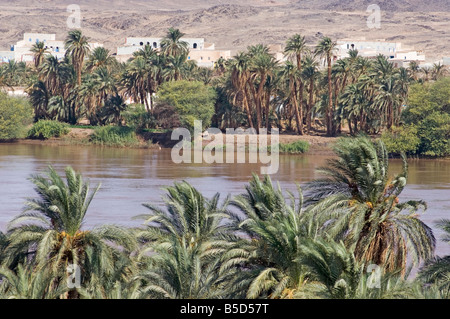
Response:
[10, 128, 339, 155]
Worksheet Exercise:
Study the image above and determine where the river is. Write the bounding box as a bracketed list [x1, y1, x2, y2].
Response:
[0, 143, 449, 256]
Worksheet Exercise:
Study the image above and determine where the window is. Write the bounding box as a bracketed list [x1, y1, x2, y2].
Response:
[147, 42, 150, 45]
[140, 42, 143, 46]
[153, 42, 157, 48]
[193, 43, 198, 49]
[208, 57, 210, 60]
[29, 38, 32, 42]
[200, 57, 203, 60]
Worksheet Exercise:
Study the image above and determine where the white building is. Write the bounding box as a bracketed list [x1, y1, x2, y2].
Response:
[336, 38, 426, 67]
[116, 37, 231, 68]
[5, 33, 103, 64]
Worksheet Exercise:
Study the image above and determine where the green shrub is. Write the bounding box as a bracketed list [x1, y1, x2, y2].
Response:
[264, 140, 310, 154]
[122, 104, 155, 130]
[381, 125, 421, 155]
[90, 126, 140, 147]
[278, 140, 310, 154]
[28, 120, 70, 140]
[156, 80, 216, 132]
[399, 77, 450, 157]
[0, 93, 34, 140]
[417, 112, 450, 157]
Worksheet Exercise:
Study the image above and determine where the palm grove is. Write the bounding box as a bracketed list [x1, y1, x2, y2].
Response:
[1, 29, 448, 154]
[0, 135, 449, 299]
[0, 29, 450, 298]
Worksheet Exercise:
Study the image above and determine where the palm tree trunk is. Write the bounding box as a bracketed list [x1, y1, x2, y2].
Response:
[327, 56, 333, 136]
[293, 82, 303, 135]
[306, 78, 314, 133]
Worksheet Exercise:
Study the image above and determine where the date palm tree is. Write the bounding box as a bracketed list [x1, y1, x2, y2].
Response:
[419, 219, 450, 298]
[301, 54, 319, 133]
[86, 47, 116, 72]
[315, 37, 337, 136]
[285, 34, 308, 135]
[30, 41, 48, 69]
[134, 181, 235, 299]
[160, 28, 189, 58]
[0, 263, 68, 299]
[280, 61, 302, 134]
[5, 166, 137, 298]
[228, 52, 254, 129]
[226, 175, 319, 299]
[65, 29, 91, 86]
[305, 136, 435, 274]
[249, 48, 278, 132]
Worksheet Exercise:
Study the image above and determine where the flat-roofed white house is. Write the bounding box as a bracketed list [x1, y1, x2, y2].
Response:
[116, 37, 231, 68]
[5, 33, 103, 64]
[336, 37, 426, 67]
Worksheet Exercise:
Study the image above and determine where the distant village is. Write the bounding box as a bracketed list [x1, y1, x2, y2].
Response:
[1, 32, 449, 70]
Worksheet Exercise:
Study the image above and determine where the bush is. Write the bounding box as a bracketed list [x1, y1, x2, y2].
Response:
[0, 93, 34, 140]
[381, 125, 421, 155]
[90, 126, 140, 147]
[264, 140, 310, 154]
[28, 120, 70, 140]
[156, 80, 216, 132]
[278, 140, 310, 154]
[122, 104, 155, 130]
[417, 112, 450, 156]
[398, 77, 450, 157]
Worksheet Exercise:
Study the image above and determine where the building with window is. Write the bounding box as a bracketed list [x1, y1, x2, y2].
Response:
[3, 33, 103, 64]
[116, 37, 231, 68]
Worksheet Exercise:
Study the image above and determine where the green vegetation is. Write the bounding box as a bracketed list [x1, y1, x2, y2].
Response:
[156, 80, 216, 132]
[381, 77, 450, 157]
[90, 126, 141, 147]
[122, 104, 155, 130]
[1, 137, 448, 299]
[0, 93, 33, 140]
[2, 29, 446, 152]
[28, 120, 70, 139]
[278, 140, 310, 154]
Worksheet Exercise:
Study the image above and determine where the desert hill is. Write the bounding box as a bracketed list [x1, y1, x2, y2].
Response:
[0, 0, 448, 60]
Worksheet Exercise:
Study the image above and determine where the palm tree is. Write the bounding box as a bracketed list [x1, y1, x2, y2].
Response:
[280, 61, 302, 134]
[249, 48, 278, 132]
[227, 175, 318, 298]
[315, 37, 337, 136]
[228, 52, 254, 129]
[285, 34, 308, 135]
[419, 219, 450, 298]
[0, 263, 68, 299]
[408, 61, 420, 82]
[30, 41, 48, 69]
[65, 30, 91, 86]
[431, 62, 447, 81]
[160, 28, 189, 58]
[86, 47, 116, 72]
[305, 136, 435, 274]
[301, 54, 319, 133]
[5, 166, 137, 299]
[134, 181, 234, 299]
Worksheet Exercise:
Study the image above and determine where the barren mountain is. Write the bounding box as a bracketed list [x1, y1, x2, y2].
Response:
[0, 0, 449, 60]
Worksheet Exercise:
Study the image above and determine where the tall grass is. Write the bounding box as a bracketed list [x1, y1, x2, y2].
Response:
[90, 126, 141, 147]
